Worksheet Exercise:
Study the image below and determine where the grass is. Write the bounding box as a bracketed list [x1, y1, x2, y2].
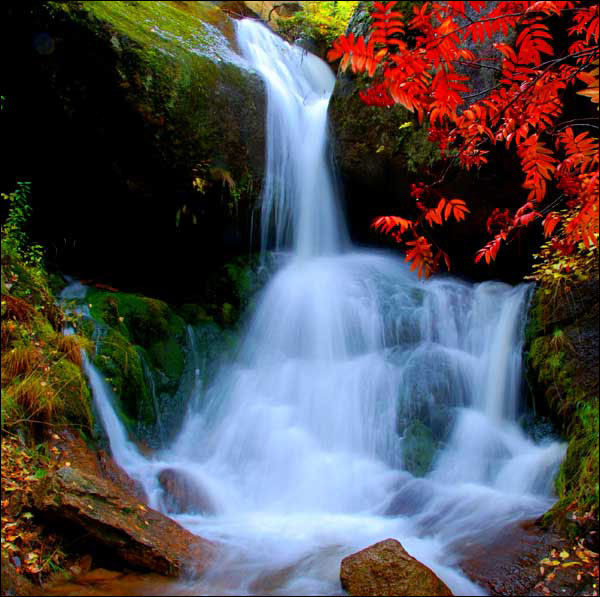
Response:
[1, 250, 94, 436]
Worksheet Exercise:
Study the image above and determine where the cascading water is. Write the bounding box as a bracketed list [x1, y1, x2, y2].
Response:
[77, 19, 565, 596]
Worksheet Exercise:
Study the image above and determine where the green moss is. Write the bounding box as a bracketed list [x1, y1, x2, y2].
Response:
[402, 420, 437, 477]
[146, 335, 184, 382]
[178, 303, 213, 325]
[526, 287, 599, 520]
[51, 358, 94, 430]
[84, 288, 189, 429]
[94, 328, 154, 424]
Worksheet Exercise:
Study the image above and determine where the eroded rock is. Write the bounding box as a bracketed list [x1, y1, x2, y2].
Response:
[33, 466, 216, 577]
[340, 539, 453, 596]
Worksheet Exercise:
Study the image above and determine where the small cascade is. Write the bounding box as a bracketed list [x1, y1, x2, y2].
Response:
[138, 349, 167, 445]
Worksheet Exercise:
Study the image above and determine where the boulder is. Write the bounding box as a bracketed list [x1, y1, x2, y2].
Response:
[158, 468, 216, 515]
[340, 539, 453, 596]
[33, 466, 216, 577]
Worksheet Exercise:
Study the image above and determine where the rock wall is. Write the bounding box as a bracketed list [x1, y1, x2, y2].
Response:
[526, 275, 599, 521]
[3, 1, 266, 300]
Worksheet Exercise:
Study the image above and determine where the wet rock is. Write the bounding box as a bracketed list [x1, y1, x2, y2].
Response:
[460, 520, 573, 596]
[97, 450, 147, 503]
[384, 476, 436, 517]
[158, 468, 216, 515]
[33, 466, 216, 577]
[47, 429, 147, 501]
[340, 539, 453, 596]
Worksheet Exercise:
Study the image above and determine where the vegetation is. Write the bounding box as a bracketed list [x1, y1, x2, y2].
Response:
[278, 1, 359, 46]
[526, 248, 599, 520]
[1, 184, 93, 436]
[329, 1, 599, 278]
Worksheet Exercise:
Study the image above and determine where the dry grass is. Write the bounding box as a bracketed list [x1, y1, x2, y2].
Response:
[55, 335, 87, 369]
[1, 345, 44, 382]
[2, 294, 36, 324]
[1, 321, 17, 351]
[4, 374, 58, 424]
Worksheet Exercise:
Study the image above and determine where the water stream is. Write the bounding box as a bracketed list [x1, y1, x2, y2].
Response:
[74, 20, 565, 596]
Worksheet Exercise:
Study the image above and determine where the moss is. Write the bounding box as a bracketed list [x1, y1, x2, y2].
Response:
[93, 328, 154, 425]
[402, 420, 437, 477]
[178, 303, 213, 325]
[60, 0, 263, 182]
[50, 358, 94, 430]
[146, 335, 185, 382]
[526, 286, 599, 520]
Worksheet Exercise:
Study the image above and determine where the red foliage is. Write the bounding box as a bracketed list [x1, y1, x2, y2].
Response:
[328, 1, 599, 277]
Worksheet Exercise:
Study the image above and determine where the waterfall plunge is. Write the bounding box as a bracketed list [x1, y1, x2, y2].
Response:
[80, 19, 565, 596]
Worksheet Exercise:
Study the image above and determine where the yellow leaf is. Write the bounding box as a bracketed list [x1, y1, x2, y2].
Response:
[559, 551, 569, 560]
[540, 558, 560, 566]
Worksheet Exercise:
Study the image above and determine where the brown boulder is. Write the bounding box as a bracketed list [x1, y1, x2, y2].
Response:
[33, 466, 216, 577]
[158, 468, 216, 515]
[340, 539, 453, 597]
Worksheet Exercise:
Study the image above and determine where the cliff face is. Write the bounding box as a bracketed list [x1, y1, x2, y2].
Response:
[3, 1, 266, 300]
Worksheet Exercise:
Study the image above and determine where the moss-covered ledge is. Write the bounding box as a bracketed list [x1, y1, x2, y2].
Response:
[525, 277, 599, 523]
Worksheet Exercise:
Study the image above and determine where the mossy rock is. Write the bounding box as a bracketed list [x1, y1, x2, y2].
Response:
[525, 281, 599, 520]
[94, 328, 155, 425]
[5, 1, 266, 297]
[401, 420, 437, 477]
[55, 0, 266, 189]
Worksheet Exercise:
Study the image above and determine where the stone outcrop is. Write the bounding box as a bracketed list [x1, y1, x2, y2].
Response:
[340, 538, 453, 596]
[34, 429, 216, 577]
[3, 0, 266, 298]
[33, 465, 216, 577]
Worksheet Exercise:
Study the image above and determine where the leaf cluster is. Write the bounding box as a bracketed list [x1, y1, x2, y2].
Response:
[329, 1, 599, 279]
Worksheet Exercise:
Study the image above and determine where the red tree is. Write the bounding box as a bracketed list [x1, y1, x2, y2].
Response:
[329, 1, 599, 278]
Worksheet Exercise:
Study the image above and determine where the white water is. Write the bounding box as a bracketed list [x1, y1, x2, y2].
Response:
[76, 20, 565, 596]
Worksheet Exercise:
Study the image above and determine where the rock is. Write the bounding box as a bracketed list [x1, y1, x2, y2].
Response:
[340, 539, 453, 596]
[97, 450, 147, 502]
[33, 465, 216, 577]
[460, 520, 573, 596]
[401, 420, 437, 477]
[47, 429, 147, 501]
[4, 0, 266, 298]
[158, 468, 216, 515]
[235, 1, 303, 28]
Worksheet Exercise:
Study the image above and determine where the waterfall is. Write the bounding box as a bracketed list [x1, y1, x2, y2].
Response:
[77, 19, 565, 596]
[236, 20, 348, 257]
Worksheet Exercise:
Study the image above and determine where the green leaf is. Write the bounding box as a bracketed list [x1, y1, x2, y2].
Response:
[34, 468, 47, 480]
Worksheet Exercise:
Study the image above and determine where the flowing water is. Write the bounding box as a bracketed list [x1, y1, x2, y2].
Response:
[74, 20, 565, 596]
